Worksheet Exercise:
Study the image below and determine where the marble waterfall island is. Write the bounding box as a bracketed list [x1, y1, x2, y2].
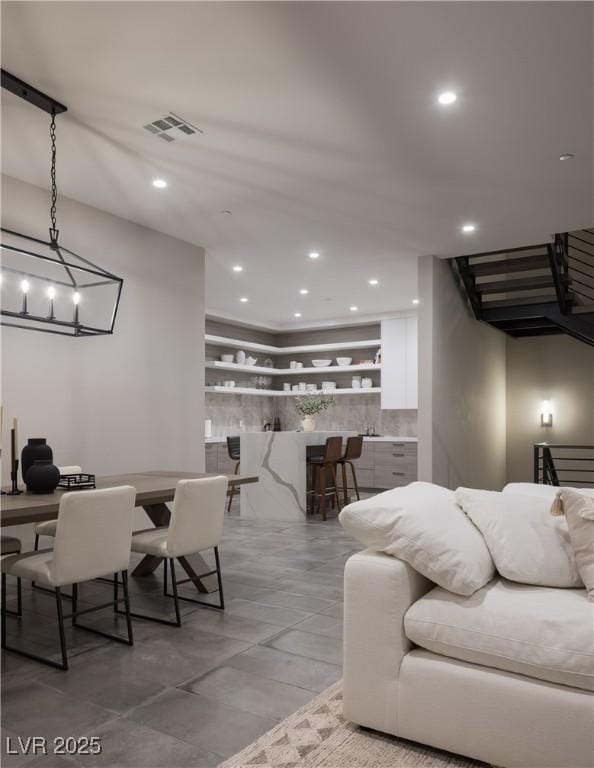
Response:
[240, 431, 350, 521]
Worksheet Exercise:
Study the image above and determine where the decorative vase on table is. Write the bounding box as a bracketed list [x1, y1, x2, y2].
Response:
[24, 459, 60, 494]
[302, 416, 316, 432]
[21, 438, 53, 484]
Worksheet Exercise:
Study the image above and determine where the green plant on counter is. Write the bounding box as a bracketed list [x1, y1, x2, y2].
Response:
[294, 394, 334, 416]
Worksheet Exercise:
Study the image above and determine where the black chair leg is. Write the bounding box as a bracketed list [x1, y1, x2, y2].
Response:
[167, 548, 225, 611]
[163, 558, 168, 596]
[1, 574, 7, 649]
[214, 547, 225, 610]
[170, 559, 182, 627]
[72, 571, 134, 646]
[55, 588, 69, 670]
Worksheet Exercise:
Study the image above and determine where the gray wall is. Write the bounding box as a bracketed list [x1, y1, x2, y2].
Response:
[1, 175, 205, 506]
[418, 255, 507, 490]
[506, 334, 594, 482]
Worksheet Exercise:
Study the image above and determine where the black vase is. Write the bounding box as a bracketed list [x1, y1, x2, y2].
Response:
[24, 460, 60, 494]
[21, 438, 53, 484]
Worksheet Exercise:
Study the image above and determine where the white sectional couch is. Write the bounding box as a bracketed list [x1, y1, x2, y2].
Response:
[342, 484, 594, 768]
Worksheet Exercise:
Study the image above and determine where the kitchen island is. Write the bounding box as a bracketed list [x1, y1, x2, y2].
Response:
[238, 431, 417, 521]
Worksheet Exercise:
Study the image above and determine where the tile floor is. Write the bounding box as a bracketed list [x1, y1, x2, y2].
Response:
[1, 505, 360, 767]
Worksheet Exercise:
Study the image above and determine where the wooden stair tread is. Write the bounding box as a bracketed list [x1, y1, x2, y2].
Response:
[470, 254, 549, 277]
[476, 276, 554, 294]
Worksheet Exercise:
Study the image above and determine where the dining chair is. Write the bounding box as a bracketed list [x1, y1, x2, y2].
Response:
[1, 536, 22, 617]
[33, 465, 82, 551]
[226, 437, 240, 513]
[126, 476, 227, 627]
[337, 435, 364, 506]
[1, 486, 136, 671]
[306, 436, 343, 520]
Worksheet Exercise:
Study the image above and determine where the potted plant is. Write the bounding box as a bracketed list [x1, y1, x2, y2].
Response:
[295, 394, 334, 432]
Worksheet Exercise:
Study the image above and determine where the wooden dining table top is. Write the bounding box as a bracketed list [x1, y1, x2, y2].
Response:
[0, 470, 258, 527]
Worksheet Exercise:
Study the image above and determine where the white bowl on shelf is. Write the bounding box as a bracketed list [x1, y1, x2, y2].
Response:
[311, 359, 332, 367]
[220, 354, 234, 363]
[336, 357, 352, 366]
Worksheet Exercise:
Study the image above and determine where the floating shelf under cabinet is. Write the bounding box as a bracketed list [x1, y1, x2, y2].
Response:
[205, 361, 381, 375]
[204, 386, 382, 397]
[205, 334, 381, 356]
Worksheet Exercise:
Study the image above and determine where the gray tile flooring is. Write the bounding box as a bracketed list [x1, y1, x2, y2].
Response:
[1, 508, 360, 767]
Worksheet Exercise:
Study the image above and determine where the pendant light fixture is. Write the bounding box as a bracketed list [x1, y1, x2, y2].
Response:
[1, 70, 123, 336]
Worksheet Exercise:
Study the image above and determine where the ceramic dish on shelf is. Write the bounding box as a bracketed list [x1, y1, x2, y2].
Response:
[311, 359, 332, 367]
[358, 359, 374, 365]
[245, 356, 258, 366]
[220, 354, 234, 363]
[336, 357, 353, 366]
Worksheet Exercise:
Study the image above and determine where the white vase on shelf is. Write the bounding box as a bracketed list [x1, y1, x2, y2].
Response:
[301, 416, 316, 432]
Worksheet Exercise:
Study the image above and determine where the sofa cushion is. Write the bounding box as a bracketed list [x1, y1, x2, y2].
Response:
[339, 482, 495, 596]
[555, 490, 594, 602]
[456, 487, 582, 588]
[503, 482, 594, 500]
[404, 578, 594, 692]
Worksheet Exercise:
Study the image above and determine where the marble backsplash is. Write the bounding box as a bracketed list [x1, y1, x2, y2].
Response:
[205, 393, 417, 438]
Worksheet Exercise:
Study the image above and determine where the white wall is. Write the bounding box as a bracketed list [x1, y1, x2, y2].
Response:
[1, 175, 205, 539]
[418, 255, 507, 490]
[506, 334, 594, 482]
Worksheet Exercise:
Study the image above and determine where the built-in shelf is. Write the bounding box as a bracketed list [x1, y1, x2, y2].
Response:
[206, 361, 381, 376]
[205, 386, 382, 397]
[205, 334, 381, 356]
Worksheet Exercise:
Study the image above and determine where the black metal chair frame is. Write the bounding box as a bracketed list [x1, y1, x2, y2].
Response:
[226, 437, 241, 513]
[1, 570, 133, 671]
[117, 546, 224, 628]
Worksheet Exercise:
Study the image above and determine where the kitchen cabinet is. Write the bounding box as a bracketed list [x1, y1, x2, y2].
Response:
[380, 316, 418, 410]
[351, 440, 417, 490]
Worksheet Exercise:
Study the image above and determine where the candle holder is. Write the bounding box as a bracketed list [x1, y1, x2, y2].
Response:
[6, 459, 23, 495]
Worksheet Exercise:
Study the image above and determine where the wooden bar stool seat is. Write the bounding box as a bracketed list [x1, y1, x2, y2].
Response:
[306, 436, 343, 520]
[337, 435, 364, 506]
[226, 437, 241, 513]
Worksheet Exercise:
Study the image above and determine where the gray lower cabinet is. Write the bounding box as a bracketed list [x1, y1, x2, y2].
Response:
[205, 442, 238, 474]
[353, 441, 417, 490]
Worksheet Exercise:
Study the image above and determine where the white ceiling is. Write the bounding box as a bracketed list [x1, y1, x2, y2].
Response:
[1, 2, 592, 329]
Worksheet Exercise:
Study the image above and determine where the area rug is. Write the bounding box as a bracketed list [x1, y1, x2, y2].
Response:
[218, 681, 485, 768]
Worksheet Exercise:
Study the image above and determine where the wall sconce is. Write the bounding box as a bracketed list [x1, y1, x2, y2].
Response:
[540, 400, 553, 427]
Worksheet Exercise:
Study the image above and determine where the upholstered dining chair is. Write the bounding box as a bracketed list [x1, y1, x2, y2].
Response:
[127, 476, 228, 627]
[1, 536, 22, 617]
[1, 486, 136, 671]
[33, 465, 82, 551]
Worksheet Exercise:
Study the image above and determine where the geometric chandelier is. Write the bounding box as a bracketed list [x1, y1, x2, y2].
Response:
[1, 70, 123, 337]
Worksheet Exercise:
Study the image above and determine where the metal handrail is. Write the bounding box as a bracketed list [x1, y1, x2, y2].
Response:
[533, 443, 594, 487]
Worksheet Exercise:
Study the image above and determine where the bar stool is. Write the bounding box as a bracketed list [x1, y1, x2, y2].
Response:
[1, 486, 136, 671]
[1, 536, 22, 617]
[128, 476, 227, 627]
[338, 435, 364, 506]
[226, 437, 240, 513]
[306, 436, 343, 520]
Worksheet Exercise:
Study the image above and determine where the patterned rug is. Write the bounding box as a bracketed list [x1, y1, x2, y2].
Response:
[218, 682, 485, 768]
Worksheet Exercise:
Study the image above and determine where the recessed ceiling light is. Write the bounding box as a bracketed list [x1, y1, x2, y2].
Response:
[368, 278, 379, 286]
[232, 265, 243, 272]
[461, 223, 477, 233]
[152, 179, 167, 189]
[412, 299, 420, 305]
[350, 306, 358, 312]
[221, 209, 232, 215]
[309, 252, 320, 259]
[299, 288, 309, 295]
[438, 91, 457, 105]
[559, 153, 575, 161]
[294, 312, 302, 318]
[240, 297, 248, 303]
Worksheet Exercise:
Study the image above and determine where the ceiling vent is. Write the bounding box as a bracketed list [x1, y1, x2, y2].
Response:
[143, 112, 203, 142]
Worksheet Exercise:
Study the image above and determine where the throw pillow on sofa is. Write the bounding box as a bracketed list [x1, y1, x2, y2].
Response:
[339, 481, 495, 596]
[552, 489, 594, 601]
[503, 482, 594, 500]
[455, 487, 583, 588]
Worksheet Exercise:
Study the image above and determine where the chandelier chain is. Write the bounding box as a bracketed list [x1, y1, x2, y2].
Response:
[50, 111, 57, 234]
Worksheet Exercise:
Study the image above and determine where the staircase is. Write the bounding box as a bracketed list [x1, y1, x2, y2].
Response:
[453, 228, 594, 345]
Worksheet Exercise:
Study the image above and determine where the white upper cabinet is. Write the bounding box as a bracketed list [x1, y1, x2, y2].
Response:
[381, 316, 418, 409]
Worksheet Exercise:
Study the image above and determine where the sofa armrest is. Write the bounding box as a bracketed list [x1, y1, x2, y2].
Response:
[343, 549, 433, 735]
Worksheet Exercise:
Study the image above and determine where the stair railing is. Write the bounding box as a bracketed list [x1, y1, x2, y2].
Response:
[533, 443, 594, 487]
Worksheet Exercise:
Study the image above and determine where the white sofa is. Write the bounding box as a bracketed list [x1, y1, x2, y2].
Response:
[343, 549, 594, 768]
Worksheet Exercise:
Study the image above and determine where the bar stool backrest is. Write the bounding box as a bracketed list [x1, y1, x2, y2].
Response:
[344, 436, 364, 461]
[51, 486, 136, 587]
[323, 436, 344, 462]
[227, 436, 241, 461]
[167, 476, 228, 558]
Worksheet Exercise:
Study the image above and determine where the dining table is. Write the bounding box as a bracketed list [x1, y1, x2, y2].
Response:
[1, 470, 258, 593]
